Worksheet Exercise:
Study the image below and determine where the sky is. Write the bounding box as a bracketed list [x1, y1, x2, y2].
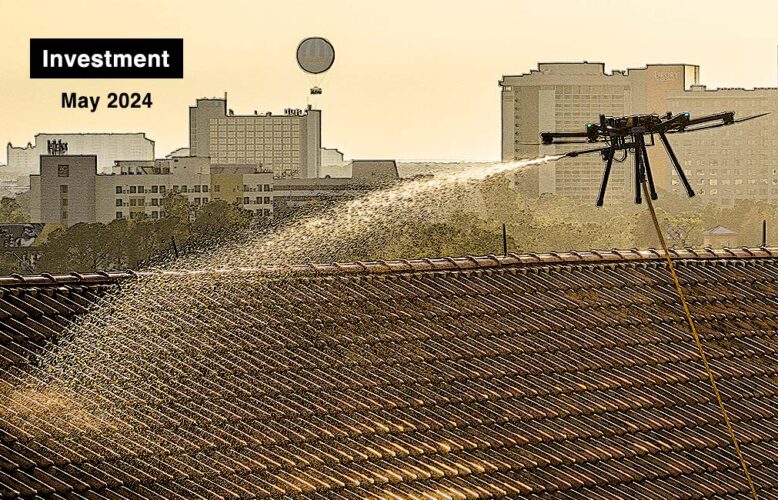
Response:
[1, 0, 778, 163]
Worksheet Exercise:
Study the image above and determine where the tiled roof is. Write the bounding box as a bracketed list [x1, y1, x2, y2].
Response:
[1, 248, 778, 498]
[0, 272, 129, 371]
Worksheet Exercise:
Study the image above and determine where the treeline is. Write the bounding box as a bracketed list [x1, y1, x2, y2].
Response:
[0, 180, 774, 275]
[342, 177, 772, 261]
[0, 195, 258, 274]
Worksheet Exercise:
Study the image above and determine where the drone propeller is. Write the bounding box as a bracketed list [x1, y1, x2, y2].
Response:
[667, 112, 770, 134]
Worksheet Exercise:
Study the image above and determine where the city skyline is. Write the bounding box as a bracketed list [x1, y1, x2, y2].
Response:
[3, 0, 778, 164]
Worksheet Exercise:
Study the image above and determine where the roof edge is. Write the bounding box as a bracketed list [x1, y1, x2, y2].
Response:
[1, 247, 777, 286]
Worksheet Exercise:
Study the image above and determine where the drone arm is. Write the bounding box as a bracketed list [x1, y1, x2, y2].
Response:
[684, 111, 734, 127]
[540, 131, 596, 145]
[563, 145, 613, 158]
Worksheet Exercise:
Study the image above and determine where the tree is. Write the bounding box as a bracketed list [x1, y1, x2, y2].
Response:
[0, 197, 29, 223]
[35, 223, 116, 272]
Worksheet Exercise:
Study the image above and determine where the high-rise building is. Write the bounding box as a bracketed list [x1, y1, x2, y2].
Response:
[665, 86, 778, 207]
[7, 133, 154, 174]
[500, 63, 698, 202]
[189, 98, 321, 179]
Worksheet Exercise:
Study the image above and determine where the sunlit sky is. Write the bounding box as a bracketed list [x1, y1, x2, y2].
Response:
[2, 0, 777, 163]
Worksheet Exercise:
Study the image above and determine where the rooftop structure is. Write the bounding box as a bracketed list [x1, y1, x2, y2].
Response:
[1, 247, 777, 497]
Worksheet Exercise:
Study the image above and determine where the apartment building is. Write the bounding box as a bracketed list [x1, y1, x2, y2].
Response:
[29, 155, 273, 225]
[7, 133, 154, 174]
[189, 98, 321, 179]
[665, 86, 778, 207]
[500, 62, 699, 202]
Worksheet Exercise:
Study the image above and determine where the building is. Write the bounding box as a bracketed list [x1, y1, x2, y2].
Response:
[105, 157, 213, 223]
[189, 97, 321, 179]
[665, 86, 778, 207]
[6, 133, 154, 174]
[33, 155, 97, 225]
[273, 160, 399, 210]
[210, 165, 274, 218]
[703, 225, 738, 247]
[29, 155, 273, 225]
[320, 147, 345, 167]
[500, 63, 699, 202]
[1, 247, 778, 497]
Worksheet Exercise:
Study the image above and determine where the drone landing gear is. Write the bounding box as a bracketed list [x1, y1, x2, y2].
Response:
[596, 149, 615, 207]
[659, 131, 695, 199]
[595, 131, 695, 206]
[634, 133, 658, 205]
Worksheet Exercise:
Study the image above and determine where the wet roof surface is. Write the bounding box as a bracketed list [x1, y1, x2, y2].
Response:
[0, 248, 777, 499]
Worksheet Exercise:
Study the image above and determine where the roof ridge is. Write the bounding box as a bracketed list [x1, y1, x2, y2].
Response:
[1, 247, 776, 285]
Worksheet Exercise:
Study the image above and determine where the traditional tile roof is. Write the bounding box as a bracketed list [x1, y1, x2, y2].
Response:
[1, 247, 778, 498]
[0, 272, 129, 371]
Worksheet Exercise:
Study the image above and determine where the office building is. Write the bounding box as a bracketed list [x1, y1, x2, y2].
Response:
[665, 86, 778, 207]
[189, 98, 321, 179]
[7, 133, 154, 174]
[500, 63, 698, 202]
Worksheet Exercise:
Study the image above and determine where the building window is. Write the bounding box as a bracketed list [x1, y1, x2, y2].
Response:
[194, 197, 201, 205]
[58, 165, 69, 177]
[202, 185, 209, 192]
[159, 186, 166, 194]
[60, 185, 68, 194]
[115, 186, 123, 194]
[243, 197, 249, 204]
[263, 184, 272, 191]
[264, 197, 270, 204]
[115, 212, 123, 219]
[138, 186, 145, 194]
[194, 185, 201, 193]
[151, 198, 158, 206]
[129, 186, 137, 194]
[116, 199, 122, 207]
[61, 198, 68, 206]
[61, 210, 68, 219]
[130, 199, 137, 207]
[151, 185, 158, 193]
[202, 197, 208, 203]
[181, 185, 188, 193]
[151, 211, 159, 219]
[255, 197, 260, 204]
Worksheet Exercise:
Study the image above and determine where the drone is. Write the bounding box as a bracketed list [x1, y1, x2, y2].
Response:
[539, 111, 768, 206]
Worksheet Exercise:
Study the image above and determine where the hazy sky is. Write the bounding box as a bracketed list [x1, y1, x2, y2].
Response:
[2, 0, 778, 163]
